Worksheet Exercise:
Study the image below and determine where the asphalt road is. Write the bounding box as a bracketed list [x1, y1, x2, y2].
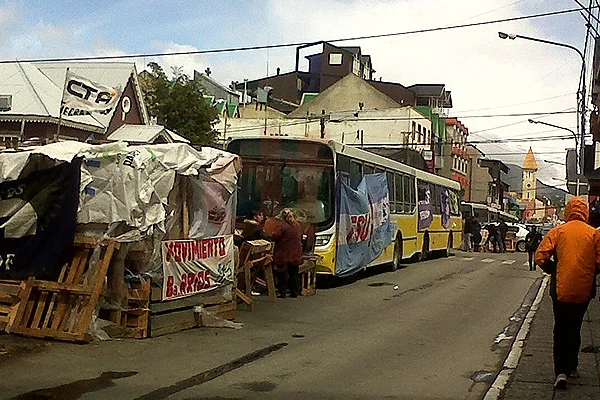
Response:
[0, 250, 542, 400]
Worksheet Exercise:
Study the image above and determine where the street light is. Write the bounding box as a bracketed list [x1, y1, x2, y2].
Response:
[498, 32, 586, 175]
[528, 119, 579, 173]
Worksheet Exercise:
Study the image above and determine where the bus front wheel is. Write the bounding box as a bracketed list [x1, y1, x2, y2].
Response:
[392, 235, 403, 271]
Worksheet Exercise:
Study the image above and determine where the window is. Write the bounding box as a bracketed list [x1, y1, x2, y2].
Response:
[352, 56, 361, 75]
[387, 171, 395, 212]
[363, 164, 374, 175]
[329, 53, 342, 65]
[395, 173, 404, 213]
[404, 175, 414, 213]
[431, 185, 441, 214]
[349, 161, 362, 189]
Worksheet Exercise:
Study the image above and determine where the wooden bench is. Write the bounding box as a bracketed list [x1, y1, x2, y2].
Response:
[235, 240, 276, 311]
[299, 255, 320, 296]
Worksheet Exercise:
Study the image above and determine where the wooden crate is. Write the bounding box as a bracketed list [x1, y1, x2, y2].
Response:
[7, 238, 117, 343]
[148, 285, 233, 337]
[0, 280, 22, 332]
[120, 279, 150, 339]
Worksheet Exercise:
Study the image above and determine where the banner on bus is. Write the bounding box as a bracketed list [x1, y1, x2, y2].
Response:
[161, 235, 234, 301]
[336, 173, 393, 277]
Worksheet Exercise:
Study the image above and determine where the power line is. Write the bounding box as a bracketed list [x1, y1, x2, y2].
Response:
[452, 92, 575, 113]
[0, 6, 594, 65]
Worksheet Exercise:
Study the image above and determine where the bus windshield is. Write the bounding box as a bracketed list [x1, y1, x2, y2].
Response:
[230, 139, 335, 229]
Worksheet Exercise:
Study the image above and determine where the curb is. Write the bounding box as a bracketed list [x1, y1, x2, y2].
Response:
[483, 274, 549, 400]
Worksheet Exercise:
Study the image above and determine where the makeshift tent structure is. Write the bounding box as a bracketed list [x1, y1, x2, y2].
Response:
[0, 141, 241, 340]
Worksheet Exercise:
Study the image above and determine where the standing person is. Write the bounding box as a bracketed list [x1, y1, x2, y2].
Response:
[535, 197, 600, 390]
[498, 220, 508, 253]
[271, 209, 303, 298]
[525, 226, 543, 271]
[471, 219, 482, 252]
[485, 223, 499, 253]
[461, 217, 473, 251]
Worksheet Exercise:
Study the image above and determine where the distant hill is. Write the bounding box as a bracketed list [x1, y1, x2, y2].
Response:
[503, 164, 568, 202]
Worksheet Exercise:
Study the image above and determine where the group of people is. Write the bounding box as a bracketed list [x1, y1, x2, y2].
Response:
[462, 218, 509, 253]
[235, 208, 304, 299]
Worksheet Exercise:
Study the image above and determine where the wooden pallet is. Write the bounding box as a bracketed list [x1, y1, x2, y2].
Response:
[0, 280, 22, 332]
[7, 237, 118, 343]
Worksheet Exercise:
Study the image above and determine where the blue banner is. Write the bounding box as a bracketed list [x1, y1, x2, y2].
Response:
[335, 173, 393, 277]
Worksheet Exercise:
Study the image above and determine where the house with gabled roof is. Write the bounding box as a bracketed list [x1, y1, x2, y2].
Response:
[0, 61, 147, 147]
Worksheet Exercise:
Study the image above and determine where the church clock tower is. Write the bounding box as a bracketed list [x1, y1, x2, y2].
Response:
[522, 147, 538, 201]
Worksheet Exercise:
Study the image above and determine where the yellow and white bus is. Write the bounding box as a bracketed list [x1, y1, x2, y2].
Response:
[227, 137, 462, 276]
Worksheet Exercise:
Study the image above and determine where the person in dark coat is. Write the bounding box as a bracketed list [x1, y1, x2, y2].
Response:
[485, 223, 499, 253]
[471, 220, 482, 252]
[525, 226, 543, 271]
[498, 221, 508, 253]
[271, 208, 303, 298]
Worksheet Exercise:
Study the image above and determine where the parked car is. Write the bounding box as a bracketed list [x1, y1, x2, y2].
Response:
[487, 222, 530, 252]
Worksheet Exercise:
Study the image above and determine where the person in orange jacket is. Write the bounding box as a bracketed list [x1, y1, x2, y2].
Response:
[535, 196, 600, 390]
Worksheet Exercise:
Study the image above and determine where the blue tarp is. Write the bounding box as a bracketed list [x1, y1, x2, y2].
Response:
[335, 173, 393, 277]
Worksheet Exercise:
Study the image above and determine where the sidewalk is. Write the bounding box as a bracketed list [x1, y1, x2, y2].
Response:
[500, 281, 600, 399]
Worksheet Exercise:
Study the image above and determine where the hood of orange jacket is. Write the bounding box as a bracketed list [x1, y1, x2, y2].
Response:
[564, 196, 589, 222]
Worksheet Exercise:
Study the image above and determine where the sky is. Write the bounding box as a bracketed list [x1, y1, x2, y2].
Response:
[0, 0, 595, 190]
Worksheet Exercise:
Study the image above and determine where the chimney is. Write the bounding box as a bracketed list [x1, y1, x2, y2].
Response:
[276, 67, 280, 76]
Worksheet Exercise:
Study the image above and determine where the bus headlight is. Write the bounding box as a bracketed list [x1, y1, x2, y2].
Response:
[315, 234, 333, 247]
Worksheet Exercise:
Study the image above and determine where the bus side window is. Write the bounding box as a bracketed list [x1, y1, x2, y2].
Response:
[339, 171, 350, 186]
[364, 164, 374, 175]
[349, 160, 362, 189]
[404, 175, 414, 213]
[395, 173, 404, 213]
[432, 185, 441, 214]
[386, 171, 395, 213]
[337, 154, 351, 187]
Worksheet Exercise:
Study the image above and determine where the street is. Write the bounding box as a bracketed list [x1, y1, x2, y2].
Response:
[1, 251, 542, 400]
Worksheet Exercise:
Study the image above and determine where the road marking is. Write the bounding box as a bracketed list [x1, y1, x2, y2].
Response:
[523, 262, 529, 267]
[481, 258, 495, 263]
[462, 257, 474, 261]
[501, 260, 516, 265]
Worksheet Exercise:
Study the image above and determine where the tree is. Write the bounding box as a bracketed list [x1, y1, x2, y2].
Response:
[140, 62, 220, 145]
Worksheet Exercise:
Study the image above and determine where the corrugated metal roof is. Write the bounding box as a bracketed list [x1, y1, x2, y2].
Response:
[0, 61, 142, 131]
[107, 124, 190, 144]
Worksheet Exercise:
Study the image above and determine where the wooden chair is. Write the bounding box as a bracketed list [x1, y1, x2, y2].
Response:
[234, 240, 276, 311]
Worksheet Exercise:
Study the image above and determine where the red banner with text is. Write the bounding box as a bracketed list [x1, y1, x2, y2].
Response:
[161, 235, 234, 301]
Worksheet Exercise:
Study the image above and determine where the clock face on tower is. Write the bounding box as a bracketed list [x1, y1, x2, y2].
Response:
[527, 183, 531, 188]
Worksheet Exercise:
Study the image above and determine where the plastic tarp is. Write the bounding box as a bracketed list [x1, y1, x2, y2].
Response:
[0, 141, 241, 242]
